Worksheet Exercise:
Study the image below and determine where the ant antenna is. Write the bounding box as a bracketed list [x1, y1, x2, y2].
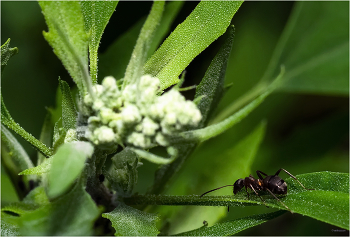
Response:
[200, 185, 234, 197]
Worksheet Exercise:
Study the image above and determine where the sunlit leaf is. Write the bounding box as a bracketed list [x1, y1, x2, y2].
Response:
[123, 1, 165, 88]
[39, 1, 90, 96]
[144, 1, 243, 90]
[80, 0, 119, 83]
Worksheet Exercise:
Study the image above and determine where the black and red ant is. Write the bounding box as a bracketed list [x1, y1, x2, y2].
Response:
[200, 168, 314, 213]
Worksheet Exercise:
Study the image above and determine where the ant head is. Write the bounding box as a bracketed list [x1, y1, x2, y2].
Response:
[233, 178, 244, 194]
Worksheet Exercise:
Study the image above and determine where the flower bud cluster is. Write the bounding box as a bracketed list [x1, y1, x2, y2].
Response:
[83, 75, 202, 150]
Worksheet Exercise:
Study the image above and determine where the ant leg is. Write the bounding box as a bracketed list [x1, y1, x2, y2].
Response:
[276, 168, 314, 190]
[265, 188, 293, 213]
[249, 184, 268, 208]
[256, 170, 268, 180]
[244, 185, 250, 199]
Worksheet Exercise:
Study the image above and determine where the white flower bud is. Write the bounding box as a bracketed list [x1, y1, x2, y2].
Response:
[121, 104, 141, 124]
[94, 126, 115, 144]
[102, 76, 117, 90]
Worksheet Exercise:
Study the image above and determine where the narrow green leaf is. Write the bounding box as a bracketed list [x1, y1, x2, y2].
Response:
[126, 172, 349, 230]
[19, 158, 52, 176]
[80, 0, 119, 83]
[175, 210, 286, 236]
[18, 179, 100, 235]
[58, 79, 77, 131]
[263, 1, 349, 96]
[147, 1, 184, 59]
[1, 125, 34, 172]
[39, 1, 91, 96]
[144, 1, 243, 90]
[102, 202, 160, 236]
[123, 1, 165, 88]
[37, 111, 53, 165]
[47, 141, 94, 199]
[195, 25, 235, 127]
[1, 38, 18, 71]
[1, 96, 53, 158]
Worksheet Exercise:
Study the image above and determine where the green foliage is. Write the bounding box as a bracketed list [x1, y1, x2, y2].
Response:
[1, 1, 348, 236]
[123, 1, 164, 88]
[80, 1, 119, 83]
[144, 1, 243, 90]
[58, 79, 77, 131]
[1, 38, 18, 71]
[102, 203, 160, 236]
[39, 1, 90, 96]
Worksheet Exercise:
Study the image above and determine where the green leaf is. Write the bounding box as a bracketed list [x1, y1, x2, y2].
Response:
[1, 125, 34, 173]
[175, 210, 286, 236]
[1, 96, 52, 158]
[144, 1, 243, 90]
[126, 172, 349, 230]
[195, 25, 235, 127]
[47, 141, 94, 199]
[18, 179, 100, 235]
[263, 1, 349, 96]
[37, 111, 53, 166]
[80, 0, 119, 83]
[1, 38, 18, 71]
[102, 202, 160, 236]
[1, 212, 19, 236]
[19, 157, 52, 176]
[58, 79, 77, 131]
[39, 1, 91, 96]
[147, 1, 184, 59]
[123, 1, 165, 88]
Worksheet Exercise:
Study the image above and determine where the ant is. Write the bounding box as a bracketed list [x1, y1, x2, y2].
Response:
[200, 168, 314, 213]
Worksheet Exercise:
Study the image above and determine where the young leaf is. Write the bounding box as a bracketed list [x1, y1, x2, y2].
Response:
[37, 111, 53, 166]
[19, 157, 52, 176]
[1, 38, 18, 71]
[106, 147, 139, 197]
[102, 202, 160, 236]
[123, 1, 165, 88]
[1, 97, 52, 157]
[263, 1, 349, 96]
[47, 141, 94, 199]
[143, 1, 243, 90]
[1, 125, 34, 173]
[39, 1, 91, 96]
[80, 1, 119, 83]
[18, 179, 100, 235]
[175, 210, 286, 236]
[58, 79, 77, 131]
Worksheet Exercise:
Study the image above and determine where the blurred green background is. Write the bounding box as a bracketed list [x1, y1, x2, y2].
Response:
[1, 1, 348, 235]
